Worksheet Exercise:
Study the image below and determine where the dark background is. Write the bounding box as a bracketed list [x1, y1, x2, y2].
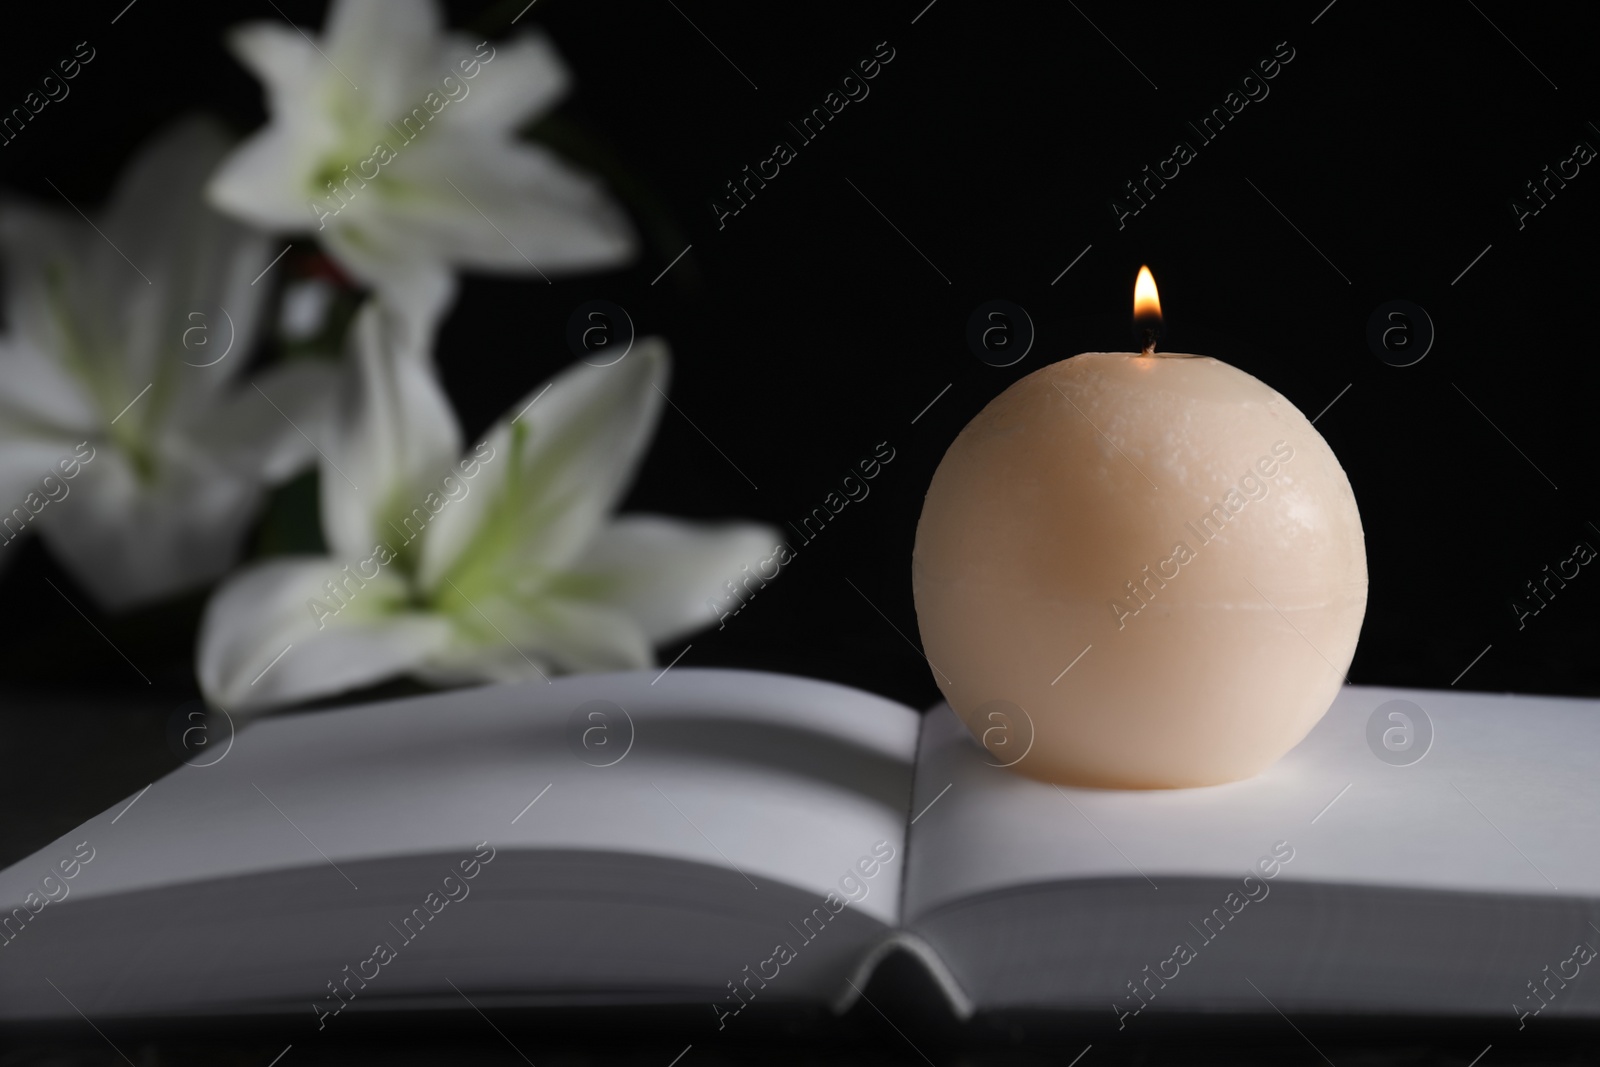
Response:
[0, 0, 1598, 1058]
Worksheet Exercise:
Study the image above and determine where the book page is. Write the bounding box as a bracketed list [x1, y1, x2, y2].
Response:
[1, 669, 920, 929]
[904, 685, 1600, 920]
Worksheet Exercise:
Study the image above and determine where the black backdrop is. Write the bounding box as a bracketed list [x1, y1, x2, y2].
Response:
[3, 0, 1599, 721]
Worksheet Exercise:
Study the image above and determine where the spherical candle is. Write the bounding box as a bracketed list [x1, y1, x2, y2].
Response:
[913, 334, 1367, 788]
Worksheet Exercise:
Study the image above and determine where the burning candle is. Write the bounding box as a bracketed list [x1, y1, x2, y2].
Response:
[913, 268, 1367, 788]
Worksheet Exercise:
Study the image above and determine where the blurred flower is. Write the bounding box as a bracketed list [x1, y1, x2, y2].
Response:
[278, 277, 337, 341]
[0, 118, 336, 610]
[198, 302, 775, 712]
[207, 0, 635, 320]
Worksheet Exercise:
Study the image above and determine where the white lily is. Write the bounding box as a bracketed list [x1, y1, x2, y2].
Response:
[198, 302, 777, 712]
[206, 0, 635, 319]
[0, 118, 336, 610]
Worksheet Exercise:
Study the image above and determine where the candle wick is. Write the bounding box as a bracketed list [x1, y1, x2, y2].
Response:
[1141, 328, 1159, 356]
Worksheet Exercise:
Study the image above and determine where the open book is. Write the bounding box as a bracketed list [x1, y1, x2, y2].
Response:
[4, 668, 1600, 1030]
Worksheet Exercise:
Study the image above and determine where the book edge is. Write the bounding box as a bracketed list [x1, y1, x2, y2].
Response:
[830, 930, 975, 1020]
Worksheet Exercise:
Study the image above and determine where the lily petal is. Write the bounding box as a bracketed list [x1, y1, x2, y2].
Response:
[417, 593, 650, 684]
[564, 515, 782, 643]
[387, 132, 635, 276]
[206, 120, 323, 235]
[317, 225, 459, 329]
[0, 433, 88, 533]
[320, 301, 462, 561]
[227, 22, 334, 124]
[0, 209, 102, 406]
[191, 358, 341, 485]
[208, 21, 345, 233]
[439, 32, 570, 133]
[417, 338, 667, 593]
[97, 118, 273, 409]
[198, 556, 452, 712]
[0, 332, 97, 439]
[34, 444, 261, 610]
[324, 0, 443, 119]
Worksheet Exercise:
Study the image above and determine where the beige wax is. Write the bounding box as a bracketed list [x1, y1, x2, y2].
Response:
[912, 352, 1368, 788]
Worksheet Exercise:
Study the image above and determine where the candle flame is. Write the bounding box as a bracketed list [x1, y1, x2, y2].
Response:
[1133, 265, 1162, 355]
[1133, 266, 1161, 321]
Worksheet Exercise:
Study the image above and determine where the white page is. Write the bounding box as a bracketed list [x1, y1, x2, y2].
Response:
[2, 668, 919, 928]
[906, 685, 1600, 918]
